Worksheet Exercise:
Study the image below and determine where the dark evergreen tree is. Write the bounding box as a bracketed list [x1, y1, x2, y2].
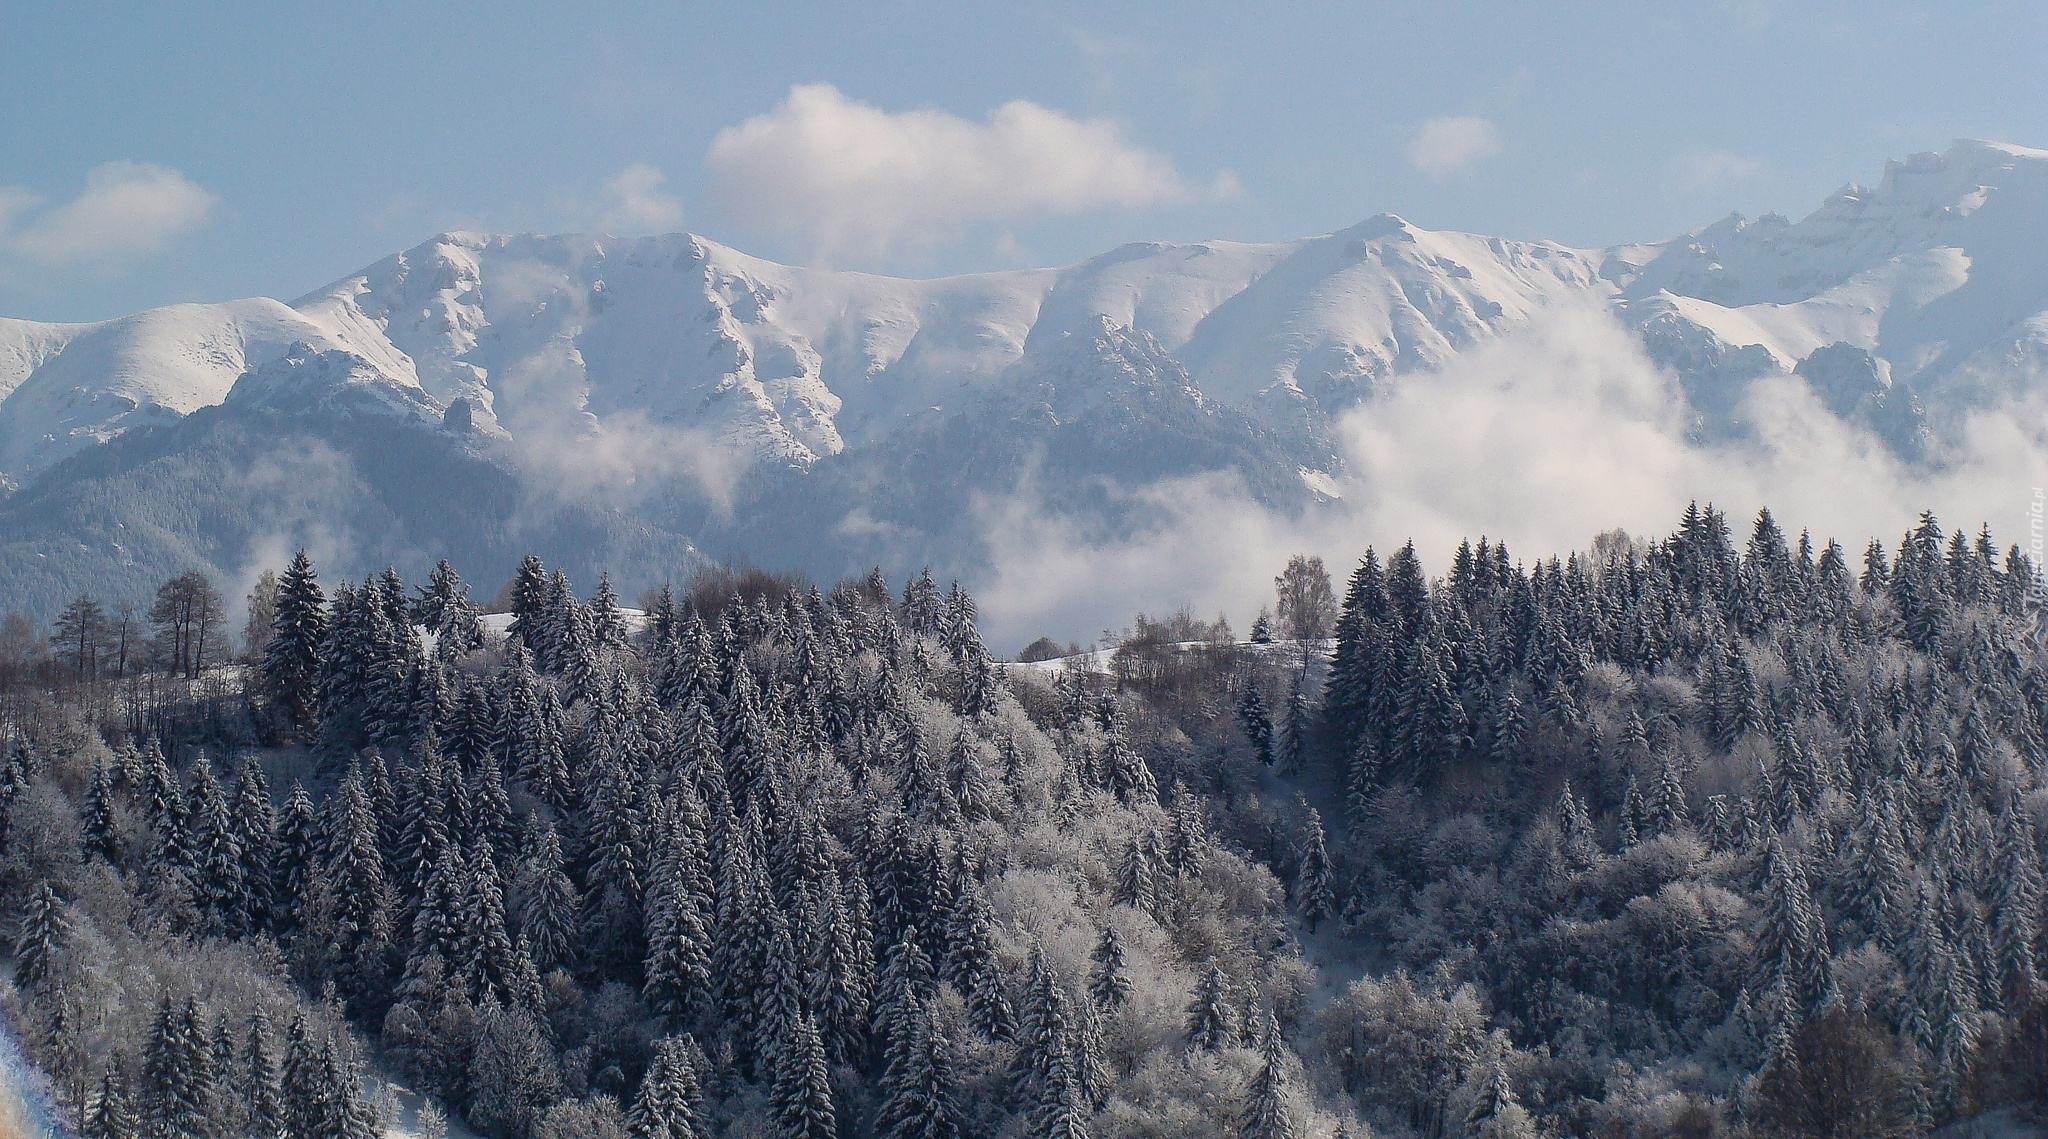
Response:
[1238, 1007, 1294, 1139]
[242, 1013, 283, 1139]
[141, 995, 213, 1139]
[1236, 686, 1275, 766]
[1088, 926, 1133, 1011]
[82, 1066, 140, 1139]
[13, 880, 68, 989]
[262, 550, 328, 731]
[769, 1011, 837, 1139]
[643, 848, 713, 1023]
[875, 997, 964, 1139]
[629, 1035, 706, 1139]
[1293, 806, 1335, 931]
[1186, 965, 1238, 1051]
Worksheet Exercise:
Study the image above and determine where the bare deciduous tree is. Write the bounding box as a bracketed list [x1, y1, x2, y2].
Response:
[1274, 554, 1336, 640]
[149, 571, 226, 679]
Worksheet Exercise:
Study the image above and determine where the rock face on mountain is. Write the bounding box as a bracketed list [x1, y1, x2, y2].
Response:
[0, 140, 2043, 614]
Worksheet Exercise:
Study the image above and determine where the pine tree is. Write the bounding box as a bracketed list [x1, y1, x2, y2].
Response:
[82, 1066, 140, 1139]
[506, 554, 553, 663]
[875, 997, 964, 1139]
[1755, 835, 1831, 1014]
[262, 550, 328, 731]
[319, 773, 397, 1017]
[1648, 757, 1690, 834]
[280, 1015, 320, 1139]
[142, 994, 213, 1139]
[13, 880, 68, 989]
[83, 760, 122, 864]
[1101, 721, 1158, 806]
[1187, 965, 1239, 1051]
[1278, 673, 1311, 774]
[1029, 1027, 1092, 1139]
[1462, 1057, 1531, 1139]
[1837, 792, 1910, 948]
[629, 1035, 706, 1139]
[1238, 1007, 1294, 1139]
[1014, 947, 1079, 1105]
[1088, 926, 1133, 1010]
[463, 841, 519, 1001]
[42, 996, 88, 1119]
[1293, 807, 1335, 930]
[1114, 830, 1160, 914]
[1237, 687, 1275, 765]
[231, 755, 278, 929]
[643, 849, 714, 1023]
[769, 1011, 837, 1139]
[243, 1013, 283, 1139]
[813, 870, 878, 1061]
[946, 731, 999, 820]
[187, 754, 249, 935]
[271, 782, 317, 937]
[1072, 988, 1110, 1110]
[874, 933, 938, 1051]
[1987, 796, 2043, 1006]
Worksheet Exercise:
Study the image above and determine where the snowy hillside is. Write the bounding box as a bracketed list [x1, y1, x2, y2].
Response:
[0, 298, 360, 481]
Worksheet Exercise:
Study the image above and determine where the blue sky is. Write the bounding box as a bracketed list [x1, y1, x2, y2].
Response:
[3, 0, 2046, 321]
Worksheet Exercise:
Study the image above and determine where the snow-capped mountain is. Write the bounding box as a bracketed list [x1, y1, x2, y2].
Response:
[0, 140, 2043, 615]
[0, 298, 367, 484]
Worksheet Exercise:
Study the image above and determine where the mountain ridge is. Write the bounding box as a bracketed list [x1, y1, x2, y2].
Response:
[0, 139, 2043, 621]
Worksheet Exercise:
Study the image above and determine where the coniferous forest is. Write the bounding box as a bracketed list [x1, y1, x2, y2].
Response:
[4, 504, 2048, 1139]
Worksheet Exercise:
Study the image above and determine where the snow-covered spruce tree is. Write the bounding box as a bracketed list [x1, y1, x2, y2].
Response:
[875, 996, 964, 1139]
[629, 1035, 706, 1139]
[1293, 806, 1335, 931]
[1235, 686, 1275, 766]
[643, 846, 714, 1024]
[1238, 1007, 1294, 1139]
[262, 549, 328, 733]
[769, 1011, 837, 1139]
[141, 995, 215, 1139]
[1088, 926, 1133, 1011]
[13, 879, 68, 989]
[1187, 965, 1239, 1052]
[241, 1013, 283, 1138]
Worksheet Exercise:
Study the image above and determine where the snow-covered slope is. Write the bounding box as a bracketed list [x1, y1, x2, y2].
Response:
[1609, 139, 2048, 428]
[0, 298, 367, 481]
[1173, 215, 1605, 404]
[284, 217, 1613, 468]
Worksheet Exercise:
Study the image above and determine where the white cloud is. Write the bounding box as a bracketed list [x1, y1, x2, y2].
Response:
[1406, 116, 1503, 176]
[599, 163, 684, 234]
[0, 188, 38, 235]
[1670, 149, 1765, 191]
[706, 83, 1235, 259]
[2, 161, 215, 267]
[967, 305, 2047, 647]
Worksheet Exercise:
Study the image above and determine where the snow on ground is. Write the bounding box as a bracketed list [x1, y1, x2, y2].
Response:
[473, 607, 648, 642]
[367, 1072, 480, 1139]
[1005, 637, 1335, 674]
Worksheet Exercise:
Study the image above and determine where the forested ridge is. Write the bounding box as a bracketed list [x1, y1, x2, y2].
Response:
[3, 504, 2047, 1138]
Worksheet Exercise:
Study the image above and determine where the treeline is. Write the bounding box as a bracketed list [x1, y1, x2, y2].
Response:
[1301, 506, 2048, 1136]
[4, 504, 2046, 1139]
[5, 550, 1329, 1138]
[5, 570, 249, 689]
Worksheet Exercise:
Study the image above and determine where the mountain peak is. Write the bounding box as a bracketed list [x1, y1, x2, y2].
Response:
[1336, 213, 1419, 242]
